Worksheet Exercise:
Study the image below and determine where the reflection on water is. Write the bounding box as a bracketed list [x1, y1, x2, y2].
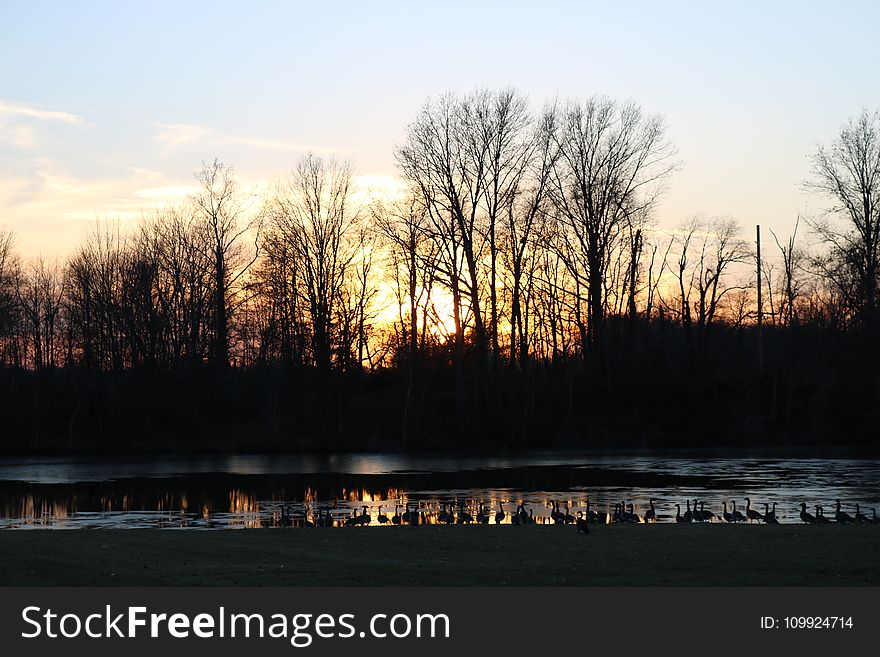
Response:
[0, 453, 878, 529]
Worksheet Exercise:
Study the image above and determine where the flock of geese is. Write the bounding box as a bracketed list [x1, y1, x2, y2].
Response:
[276, 497, 880, 531]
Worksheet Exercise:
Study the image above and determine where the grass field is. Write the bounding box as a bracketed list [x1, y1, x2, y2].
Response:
[1, 524, 877, 586]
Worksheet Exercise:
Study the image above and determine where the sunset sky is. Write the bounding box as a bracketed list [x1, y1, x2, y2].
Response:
[2, 0, 879, 258]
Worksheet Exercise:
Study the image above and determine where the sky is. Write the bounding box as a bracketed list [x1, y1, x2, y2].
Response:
[1, 0, 879, 259]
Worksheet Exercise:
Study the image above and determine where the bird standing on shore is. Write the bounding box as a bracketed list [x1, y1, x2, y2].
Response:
[683, 500, 693, 522]
[624, 503, 640, 523]
[644, 499, 656, 523]
[745, 497, 764, 523]
[458, 505, 474, 524]
[731, 500, 745, 523]
[699, 501, 716, 522]
[476, 503, 487, 524]
[799, 502, 816, 524]
[834, 500, 853, 524]
[676, 504, 689, 523]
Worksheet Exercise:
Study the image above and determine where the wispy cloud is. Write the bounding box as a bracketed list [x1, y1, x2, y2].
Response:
[153, 122, 215, 148]
[0, 100, 84, 125]
[0, 100, 87, 149]
[153, 121, 341, 154]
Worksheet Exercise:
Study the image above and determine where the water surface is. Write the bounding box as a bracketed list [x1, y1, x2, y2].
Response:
[0, 451, 877, 529]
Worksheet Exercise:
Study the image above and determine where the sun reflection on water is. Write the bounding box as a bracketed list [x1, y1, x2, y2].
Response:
[1, 455, 877, 531]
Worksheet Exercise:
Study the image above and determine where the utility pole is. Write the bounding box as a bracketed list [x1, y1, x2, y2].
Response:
[756, 224, 763, 372]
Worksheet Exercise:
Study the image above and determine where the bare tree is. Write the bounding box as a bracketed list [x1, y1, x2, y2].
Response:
[473, 88, 534, 364]
[263, 154, 359, 371]
[192, 159, 260, 368]
[18, 258, 65, 369]
[662, 216, 752, 363]
[502, 104, 557, 368]
[549, 96, 677, 357]
[0, 229, 22, 366]
[769, 219, 804, 327]
[396, 92, 491, 370]
[806, 109, 880, 329]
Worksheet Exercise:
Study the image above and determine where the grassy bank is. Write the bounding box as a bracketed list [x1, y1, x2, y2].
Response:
[1, 524, 877, 586]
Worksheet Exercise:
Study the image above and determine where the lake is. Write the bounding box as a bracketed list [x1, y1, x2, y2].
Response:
[1, 451, 878, 528]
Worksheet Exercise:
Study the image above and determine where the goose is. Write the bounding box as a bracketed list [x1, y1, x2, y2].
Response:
[576, 511, 590, 534]
[722, 501, 733, 523]
[854, 504, 869, 524]
[458, 505, 474, 524]
[280, 505, 292, 528]
[834, 500, 853, 524]
[377, 506, 389, 524]
[816, 505, 832, 524]
[344, 510, 359, 527]
[625, 503, 640, 523]
[675, 504, 689, 523]
[406, 503, 421, 525]
[683, 500, 693, 523]
[476, 503, 487, 524]
[644, 499, 656, 523]
[445, 505, 456, 525]
[391, 506, 401, 526]
[799, 502, 816, 524]
[699, 501, 716, 522]
[731, 500, 745, 523]
[517, 503, 530, 525]
[438, 504, 449, 524]
[480, 504, 490, 524]
[563, 503, 575, 524]
[550, 501, 565, 524]
[358, 505, 371, 526]
[763, 503, 779, 524]
[495, 502, 506, 525]
[745, 497, 764, 523]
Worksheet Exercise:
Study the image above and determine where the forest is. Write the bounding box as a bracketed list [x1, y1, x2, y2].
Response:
[1, 89, 879, 454]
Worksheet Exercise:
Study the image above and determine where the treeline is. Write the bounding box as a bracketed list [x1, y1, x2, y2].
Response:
[1, 90, 879, 453]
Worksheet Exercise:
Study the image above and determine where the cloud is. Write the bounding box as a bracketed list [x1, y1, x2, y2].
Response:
[153, 122, 215, 148]
[0, 100, 84, 125]
[153, 121, 341, 154]
[0, 159, 203, 257]
[0, 100, 88, 149]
